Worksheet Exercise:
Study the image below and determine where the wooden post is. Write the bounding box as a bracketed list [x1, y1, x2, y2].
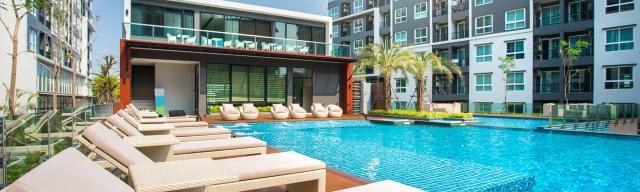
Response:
[119, 40, 131, 110]
[343, 62, 354, 114]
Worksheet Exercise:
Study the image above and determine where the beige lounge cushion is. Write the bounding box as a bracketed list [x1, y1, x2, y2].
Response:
[327, 105, 343, 112]
[139, 118, 167, 124]
[171, 121, 209, 128]
[272, 104, 288, 113]
[118, 110, 142, 128]
[82, 123, 154, 167]
[3, 148, 134, 192]
[212, 151, 325, 180]
[106, 114, 143, 136]
[171, 127, 231, 137]
[290, 104, 306, 113]
[172, 137, 266, 155]
[312, 103, 327, 112]
[164, 117, 197, 123]
[335, 180, 424, 192]
[128, 105, 145, 120]
[222, 104, 239, 114]
[242, 103, 258, 113]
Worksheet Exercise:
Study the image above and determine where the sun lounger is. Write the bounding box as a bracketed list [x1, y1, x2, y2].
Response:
[270, 103, 289, 120]
[107, 114, 232, 141]
[311, 103, 329, 118]
[239, 103, 259, 120]
[327, 104, 344, 118]
[78, 123, 327, 192]
[87, 122, 265, 161]
[220, 103, 241, 121]
[118, 110, 209, 129]
[335, 180, 424, 192]
[127, 104, 200, 124]
[289, 103, 307, 119]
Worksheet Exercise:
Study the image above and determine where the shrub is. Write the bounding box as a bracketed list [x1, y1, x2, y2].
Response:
[369, 109, 473, 119]
[256, 106, 271, 112]
[208, 105, 220, 114]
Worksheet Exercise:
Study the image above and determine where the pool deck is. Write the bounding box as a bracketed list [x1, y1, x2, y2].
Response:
[256, 147, 370, 192]
[200, 113, 366, 124]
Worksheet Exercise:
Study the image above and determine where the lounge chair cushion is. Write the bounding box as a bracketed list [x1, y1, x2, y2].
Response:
[118, 110, 142, 129]
[128, 105, 145, 120]
[172, 137, 266, 155]
[3, 148, 134, 192]
[312, 103, 327, 112]
[82, 123, 154, 167]
[164, 117, 197, 123]
[171, 121, 209, 128]
[171, 127, 231, 137]
[212, 151, 326, 180]
[290, 104, 306, 113]
[106, 115, 143, 136]
[335, 180, 424, 192]
[242, 103, 258, 113]
[272, 104, 288, 113]
[222, 104, 240, 114]
[328, 105, 343, 112]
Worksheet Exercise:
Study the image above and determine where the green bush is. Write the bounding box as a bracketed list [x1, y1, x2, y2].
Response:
[208, 105, 220, 114]
[369, 109, 473, 119]
[256, 106, 271, 112]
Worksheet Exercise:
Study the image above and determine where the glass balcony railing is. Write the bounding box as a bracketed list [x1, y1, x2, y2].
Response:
[122, 22, 351, 58]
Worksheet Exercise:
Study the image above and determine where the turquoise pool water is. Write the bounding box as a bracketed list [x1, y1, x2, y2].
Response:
[222, 119, 640, 191]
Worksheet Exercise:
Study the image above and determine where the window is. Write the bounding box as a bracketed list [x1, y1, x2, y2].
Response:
[28, 27, 38, 52]
[606, 27, 634, 51]
[206, 64, 287, 107]
[353, 39, 364, 53]
[354, 0, 364, 13]
[505, 9, 526, 30]
[505, 103, 526, 114]
[569, 34, 591, 55]
[332, 24, 339, 37]
[568, 1, 584, 22]
[475, 15, 493, 35]
[476, 44, 492, 62]
[541, 5, 560, 26]
[414, 2, 428, 19]
[395, 7, 407, 23]
[506, 41, 525, 59]
[395, 78, 407, 93]
[475, 0, 492, 6]
[476, 74, 492, 91]
[414, 27, 428, 44]
[328, 6, 340, 19]
[605, 66, 634, 89]
[507, 72, 525, 91]
[606, 0, 634, 14]
[395, 31, 408, 46]
[475, 102, 492, 113]
[352, 19, 364, 33]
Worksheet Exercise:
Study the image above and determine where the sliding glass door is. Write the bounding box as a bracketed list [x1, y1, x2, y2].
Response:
[206, 64, 287, 108]
[293, 68, 313, 109]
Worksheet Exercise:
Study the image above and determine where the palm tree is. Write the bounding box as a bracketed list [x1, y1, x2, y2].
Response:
[356, 43, 415, 110]
[411, 52, 462, 112]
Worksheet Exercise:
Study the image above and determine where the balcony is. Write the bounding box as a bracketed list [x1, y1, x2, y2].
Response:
[433, 0, 448, 17]
[452, 31, 468, 39]
[433, 32, 448, 42]
[122, 23, 351, 58]
[535, 83, 560, 93]
[451, 0, 469, 12]
[535, 49, 560, 60]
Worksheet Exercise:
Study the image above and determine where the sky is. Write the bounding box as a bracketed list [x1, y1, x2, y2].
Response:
[91, 0, 328, 71]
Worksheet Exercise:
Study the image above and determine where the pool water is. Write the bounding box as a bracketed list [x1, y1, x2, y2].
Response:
[224, 119, 640, 191]
[474, 116, 549, 129]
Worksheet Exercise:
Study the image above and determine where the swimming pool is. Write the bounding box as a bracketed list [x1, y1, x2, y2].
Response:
[222, 119, 640, 191]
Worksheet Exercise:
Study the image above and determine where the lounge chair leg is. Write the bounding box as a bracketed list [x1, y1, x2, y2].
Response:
[286, 178, 325, 192]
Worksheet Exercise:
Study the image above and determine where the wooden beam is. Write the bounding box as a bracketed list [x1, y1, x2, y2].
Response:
[119, 39, 132, 110]
[343, 62, 354, 114]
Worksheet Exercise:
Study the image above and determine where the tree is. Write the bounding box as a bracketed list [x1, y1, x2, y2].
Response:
[92, 55, 120, 104]
[560, 40, 590, 104]
[498, 56, 516, 113]
[356, 43, 415, 110]
[49, 0, 73, 110]
[0, 0, 48, 115]
[411, 52, 462, 112]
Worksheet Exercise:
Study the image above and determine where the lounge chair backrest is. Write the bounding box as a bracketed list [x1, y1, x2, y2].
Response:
[3, 148, 134, 192]
[272, 104, 288, 113]
[242, 103, 257, 113]
[222, 104, 239, 113]
[82, 123, 154, 168]
[312, 103, 326, 111]
[289, 104, 306, 113]
[128, 105, 144, 120]
[327, 105, 343, 112]
[106, 114, 143, 137]
[117, 110, 142, 129]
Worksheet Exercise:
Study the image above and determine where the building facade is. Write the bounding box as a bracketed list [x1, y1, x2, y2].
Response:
[330, 0, 640, 113]
[120, 0, 355, 115]
[0, 0, 95, 112]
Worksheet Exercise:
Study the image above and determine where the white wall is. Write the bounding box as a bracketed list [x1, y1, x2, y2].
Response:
[468, 31, 534, 113]
[593, 1, 640, 104]
[154, 64, 197, 114]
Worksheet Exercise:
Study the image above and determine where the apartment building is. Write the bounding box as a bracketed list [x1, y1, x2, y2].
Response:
[0, 0, 95, 111]
[330, 0, 640, 113]
[120, 0, 355, 115]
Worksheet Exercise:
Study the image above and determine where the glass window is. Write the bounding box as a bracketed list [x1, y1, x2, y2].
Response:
[206, 64, 230, 106]
[507, 72, 525, 91]
[266, 67, 287, 103]
[506, 103, 526, 114]
[475, 15, 493, 35]
[605, 66, 634, 89]
[231, 66, 249, 102]
[568, 34, 591, 55]
[395, 7, 407, 23]
[332, 24, 339, 38]
[353, 19, 364, 33]
[354, 0, 364, 13]
[298, 26, 312, 41]
[539, 71, 560, 93]
[476, 74, 492, 91]
[239, 17, 256, 35]
[414, 2, 428, 19]
[274, 22, 286, 38]
[353, 39, 364, 52]
[200, 12, 225, 32]
[506, 41, 525, 59]
[28, 27, 38, 52]
[475, 0, 492, 6]
[541, 5, 560, 26]
[476, 44, 492, 62]
[414, 27, 428, 44]
[286, 23, 299, 40]
[256, 20, 272, 37]
[394, 31, 408, 46]
[568, 1, 583, 22]
[606, 27, 634, 52]
[505, 9, 526, 30]
[606, 0, 634, 14]
[395, 78, 407, 93]
[475, 102, 492, 113]
[328, 6, 340, 19]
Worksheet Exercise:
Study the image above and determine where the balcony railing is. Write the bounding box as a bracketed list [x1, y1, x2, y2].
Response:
[433, 32, 448, 42]
[452, 31, 468, 39]
[434, 86, 467, 95]
[534, 83, 560, 93]
[122, 22, 351, 58]
[535, 49, 560, 60]
[451, 0, 469, 12]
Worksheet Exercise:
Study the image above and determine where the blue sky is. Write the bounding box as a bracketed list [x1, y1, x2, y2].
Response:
[91, 0, 327, 70]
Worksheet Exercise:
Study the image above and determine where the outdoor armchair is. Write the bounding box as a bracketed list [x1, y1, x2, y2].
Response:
[270, 104, 289, 120]
[288, 103, 307, 119]
[311, 103, 329, 118]
[326, 104, 343, 118]
[239, 103, 259, 120]
[220, 103, 241, 121]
